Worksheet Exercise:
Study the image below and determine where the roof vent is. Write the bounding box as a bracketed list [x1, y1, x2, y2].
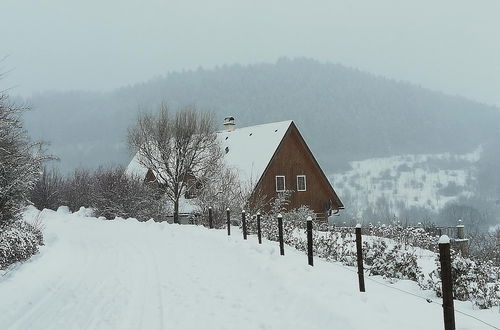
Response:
[223, 116, 235, 132]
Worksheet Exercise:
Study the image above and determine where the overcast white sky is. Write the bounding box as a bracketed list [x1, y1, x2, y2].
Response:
[1, 0, 500, 106]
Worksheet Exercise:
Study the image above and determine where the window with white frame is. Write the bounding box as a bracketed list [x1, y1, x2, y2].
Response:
[297, 175, 306, 192]
[275, 175, 285, 192]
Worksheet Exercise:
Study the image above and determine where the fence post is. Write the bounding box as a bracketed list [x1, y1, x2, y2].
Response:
[307, 216, 313, 266]
[277, 213, 284, 256]
[208, 207, 213, 229]
[439, 235, 455, 330]
[455, 220, 469, 256]
[257, 212, 262, 244]
[355, 224, 365, 292]
[242, 210, 247, 240]
[226, 208, 230, 236]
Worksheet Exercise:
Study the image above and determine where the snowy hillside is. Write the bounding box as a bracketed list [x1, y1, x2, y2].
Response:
[0, 207, 498, 330]
[330, 147, 481, 218]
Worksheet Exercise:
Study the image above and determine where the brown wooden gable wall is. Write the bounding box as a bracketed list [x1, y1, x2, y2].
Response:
[254, 124, 342, 220]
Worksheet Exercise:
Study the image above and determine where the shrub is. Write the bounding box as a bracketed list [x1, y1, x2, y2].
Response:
[0, 220, 44, 269]
[426, 252, 499, 309]
[29, 167, 64, 211]
[366, 241, 421, 281]
[91, 166, 169, 221]
[31, 165, 172, 222]
[61, 168, 94, 212]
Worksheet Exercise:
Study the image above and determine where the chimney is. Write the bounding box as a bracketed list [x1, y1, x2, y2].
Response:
[223, 116, 235, 132]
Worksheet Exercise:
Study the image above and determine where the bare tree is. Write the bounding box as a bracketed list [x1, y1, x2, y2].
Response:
[0, 92, 49, 228]
[128, 105, 222, 223]
[194, 167, 245, 227]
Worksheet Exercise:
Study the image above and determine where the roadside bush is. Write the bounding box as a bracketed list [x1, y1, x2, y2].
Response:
[29, 165, 171, 221]
[364, 222, 439, 252]
[426, 252, 499, 309]
[366, 242, 421, 281]
[0, 89, 47, 268]
[61, 168, 94, 212]
[0, 220, 44, 269]
[91, 166, 168, 221]
[29, 167, 65, 211]
[312, 229, 357, 265]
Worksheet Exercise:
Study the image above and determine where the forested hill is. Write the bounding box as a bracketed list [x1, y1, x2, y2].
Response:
[22, 58, 500, 173]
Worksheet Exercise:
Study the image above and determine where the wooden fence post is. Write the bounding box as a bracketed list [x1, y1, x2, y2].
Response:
[242, 210, 247, 240]
[455, 220, 469, 256]
[257, 212, 262, 244]
[439, 235, 456, 330]
[208, 207, 213, 229]
[355, 224, 365, 292]
[277, 213, 284, 255]
[226, 208, 230, 236]
[307, 216, 313, 266]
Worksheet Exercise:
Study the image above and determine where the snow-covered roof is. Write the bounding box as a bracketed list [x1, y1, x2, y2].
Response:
[218, 120, 292, 187]
[125, 152, 149, 178]
[125, 120, 293, 190]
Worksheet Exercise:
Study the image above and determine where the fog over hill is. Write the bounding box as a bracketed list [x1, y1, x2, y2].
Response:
[22, 58, 500, 175]
[19, 58, 500, 227]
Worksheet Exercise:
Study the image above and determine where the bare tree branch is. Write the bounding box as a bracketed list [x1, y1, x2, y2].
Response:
[128, 104, 222, 223]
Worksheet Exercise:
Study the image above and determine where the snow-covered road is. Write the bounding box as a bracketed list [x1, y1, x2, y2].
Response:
[0, 207, 498, 330]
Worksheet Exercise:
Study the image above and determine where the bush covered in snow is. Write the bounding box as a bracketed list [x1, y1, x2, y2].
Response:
[468, 229, 500, 267]
[0, 220, 44, 269]
[364, 241, 421, 281]
[91, 166, 169, 221]
[363, 222, 439, 253]
[243, 191, 316, 243]
[310, 229, 357, 265]
[425, 252, 500, 309]
[0, 90, 47, 268]
[30, 166, 172, 222]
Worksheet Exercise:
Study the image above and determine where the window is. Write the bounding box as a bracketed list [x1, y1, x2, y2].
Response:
[275, 175, 285, 192]
[297, 175, 306, 192]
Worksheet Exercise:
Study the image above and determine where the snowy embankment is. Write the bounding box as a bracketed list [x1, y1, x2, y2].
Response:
[0, 207, 498, 330]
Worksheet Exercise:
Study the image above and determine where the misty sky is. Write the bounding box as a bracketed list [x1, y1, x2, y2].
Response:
[2, 0, 500, 106]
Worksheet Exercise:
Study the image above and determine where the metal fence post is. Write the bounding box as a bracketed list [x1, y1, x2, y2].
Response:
[208, 207, 213, 229]
[307, 216, 313, 266]
[242, 210, 247, 240]
[439, 235, 456, 330]
[257, 212, 262, 244]
[226, 208, 230, 236]
[278, 213, 284, 255]
[355, 224, 365, 292]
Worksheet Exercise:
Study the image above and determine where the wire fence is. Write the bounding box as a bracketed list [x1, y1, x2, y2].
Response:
[218, 210, 500, 330]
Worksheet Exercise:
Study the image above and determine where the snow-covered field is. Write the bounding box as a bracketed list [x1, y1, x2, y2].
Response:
[330, 147, 481, 217]
[0, 206, 498, 330]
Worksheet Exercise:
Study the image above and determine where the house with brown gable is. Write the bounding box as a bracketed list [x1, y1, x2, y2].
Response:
[218, 117, 343, 219]
[126, 117, 343, 220]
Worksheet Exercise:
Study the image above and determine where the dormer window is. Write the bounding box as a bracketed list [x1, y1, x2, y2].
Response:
[297, 175, 306, 192]
[275, 175, 285, 192]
